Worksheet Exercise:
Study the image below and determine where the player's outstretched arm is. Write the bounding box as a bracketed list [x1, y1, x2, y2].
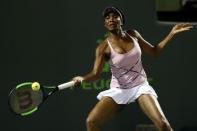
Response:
[73, 42, 108, 86]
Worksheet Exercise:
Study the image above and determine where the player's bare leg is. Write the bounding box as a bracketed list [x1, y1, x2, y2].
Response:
[86, 97, 124, 131]
[137, 94, 173, 131]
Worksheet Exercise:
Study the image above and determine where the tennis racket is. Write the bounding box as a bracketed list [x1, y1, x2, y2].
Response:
[8, 81, 75, 116]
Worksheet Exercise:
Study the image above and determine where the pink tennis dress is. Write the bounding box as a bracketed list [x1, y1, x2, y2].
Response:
[97, 34, 158, 104]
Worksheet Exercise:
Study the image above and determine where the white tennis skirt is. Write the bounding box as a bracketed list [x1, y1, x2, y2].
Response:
[97, 81, 158, 104]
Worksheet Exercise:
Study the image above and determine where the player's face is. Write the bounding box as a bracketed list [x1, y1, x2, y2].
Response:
[104, 13, 122, 32]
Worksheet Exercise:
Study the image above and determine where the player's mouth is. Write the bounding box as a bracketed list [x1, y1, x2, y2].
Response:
[108, 23, 116, 27]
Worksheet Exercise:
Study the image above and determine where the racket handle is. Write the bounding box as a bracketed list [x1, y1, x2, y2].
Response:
[58, 81, 75, 90]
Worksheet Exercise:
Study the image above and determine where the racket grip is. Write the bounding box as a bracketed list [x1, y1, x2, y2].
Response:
[58, 81, 75, 90]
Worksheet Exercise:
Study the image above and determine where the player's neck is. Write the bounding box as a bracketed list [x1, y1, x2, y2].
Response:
[109, 28, 126, 40]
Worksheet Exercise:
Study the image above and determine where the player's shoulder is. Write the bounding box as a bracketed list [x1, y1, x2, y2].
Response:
[126, 29, 142, 38]
[96, 39, 108, 54]
[96, 39, 108, 51]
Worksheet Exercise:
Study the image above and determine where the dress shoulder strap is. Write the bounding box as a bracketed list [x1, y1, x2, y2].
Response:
[106, 39, 115, 53]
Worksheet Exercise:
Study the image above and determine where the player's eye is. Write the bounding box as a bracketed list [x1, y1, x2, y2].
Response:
[114, 15, 118, 19]
[105, 16, 110, 20]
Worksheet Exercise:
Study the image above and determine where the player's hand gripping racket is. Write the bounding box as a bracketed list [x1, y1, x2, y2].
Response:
[8, 81, 75, 116]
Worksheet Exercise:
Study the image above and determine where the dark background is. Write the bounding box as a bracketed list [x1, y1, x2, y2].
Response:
[1, 0, 197, 131]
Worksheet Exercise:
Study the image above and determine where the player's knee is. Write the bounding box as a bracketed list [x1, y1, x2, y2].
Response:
[158, 119, 173, 131]
[86, 116, 99, 129]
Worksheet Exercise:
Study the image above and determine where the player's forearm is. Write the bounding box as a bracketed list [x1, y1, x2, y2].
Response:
[82, 71, 101, 82]
[154, 31, 175, 55]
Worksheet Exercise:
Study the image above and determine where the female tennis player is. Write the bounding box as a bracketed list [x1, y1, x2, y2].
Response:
[72, 6, 193, 131]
